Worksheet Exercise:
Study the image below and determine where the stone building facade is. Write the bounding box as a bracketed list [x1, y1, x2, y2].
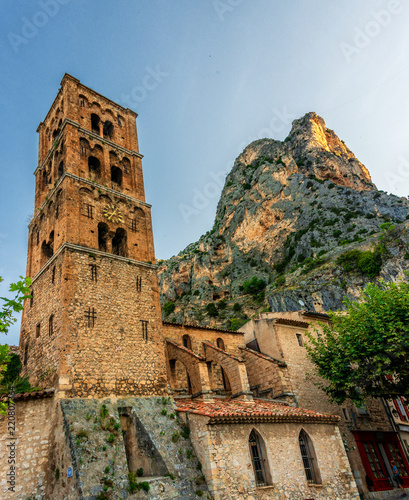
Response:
[3, 74, 367, 499]
[20, 73, 167, 398]
[240, 311, 409, 497]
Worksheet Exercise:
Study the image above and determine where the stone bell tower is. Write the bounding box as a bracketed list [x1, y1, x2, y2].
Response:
[19, 74, 167, 397]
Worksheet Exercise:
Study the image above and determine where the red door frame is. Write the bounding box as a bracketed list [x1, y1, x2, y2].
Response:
[353, 431, 409, 491]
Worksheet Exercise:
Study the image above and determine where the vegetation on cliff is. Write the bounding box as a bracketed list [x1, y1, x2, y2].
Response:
[158, 113, 409, 330]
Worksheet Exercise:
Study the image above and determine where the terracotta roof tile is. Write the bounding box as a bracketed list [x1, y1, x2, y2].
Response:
[163, 321, 241, 334]
[1, 389, 54, 402]
[175, 398, 339, 425]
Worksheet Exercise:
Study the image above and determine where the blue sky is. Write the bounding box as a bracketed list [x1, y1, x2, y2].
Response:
[1, 0, 409, 344]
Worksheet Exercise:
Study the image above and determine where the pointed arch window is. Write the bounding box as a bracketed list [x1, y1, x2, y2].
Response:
[299, 429, 321, 484]
[249, 430, 271, 487]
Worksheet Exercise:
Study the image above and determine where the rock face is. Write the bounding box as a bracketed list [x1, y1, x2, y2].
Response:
[158, 112, 409, 329]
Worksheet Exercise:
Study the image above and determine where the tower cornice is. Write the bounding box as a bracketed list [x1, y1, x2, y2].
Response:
[37, 73, 137, 132]
[28, 172, 152, 229]
[30, 242, 158, 283]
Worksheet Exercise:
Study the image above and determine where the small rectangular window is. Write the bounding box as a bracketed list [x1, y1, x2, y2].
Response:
[130, 220, 137, 232]
[36, 323, 40, 338]
[83, 204, 94, 219]
[141, 320, 148, 342]
[52, 266, 56, 284]
[85, 307, 96, 328]
[136, 276, 142, 292]
[81, 146, 87, 156]
[296, 333, 304, 347]
[90, 264, 98, 282]
[48, 315, 54, 336]
[80, 99, 85, 107]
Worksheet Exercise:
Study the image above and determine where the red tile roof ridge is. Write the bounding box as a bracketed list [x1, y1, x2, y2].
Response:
[1, 388, 55, 402]
[163, 321, 240, 334]
[274, 318, 309, 328]
[175, 398, 339, 425]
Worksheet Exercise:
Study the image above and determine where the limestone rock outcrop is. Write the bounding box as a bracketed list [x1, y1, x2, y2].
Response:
[158, 112, 409, 329]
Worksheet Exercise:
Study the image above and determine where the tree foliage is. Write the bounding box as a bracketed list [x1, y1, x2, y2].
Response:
[306, 279, 409, 404]
[0, 276, 32, 414]
[163, 300, 175, 317]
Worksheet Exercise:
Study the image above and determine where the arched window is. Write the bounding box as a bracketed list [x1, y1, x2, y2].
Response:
[42, 169, 48, 189]
[299, 430, 321, 484]
[98, 222, 109, 252]
[217, 338, 225, 350]
[103, 121, 114, 139]
[91, 114, 100, 134]
[249, 430, 271, 487]
[41, 240, 53, 261]
[111, 166, 122, 187]
[112, 228, 127, 257]
[88, 156, 101, 180]
[182, 335, 192, 350]
[58, 161, 64, 179]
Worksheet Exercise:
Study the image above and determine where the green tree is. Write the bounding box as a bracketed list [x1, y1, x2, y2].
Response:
[306, 279, 409, 404]
[0, 276, 32, 413]
[206, 303, 218, 317]
[163, 300, 175, 317]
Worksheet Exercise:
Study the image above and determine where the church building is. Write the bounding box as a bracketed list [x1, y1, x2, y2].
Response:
[0, 74, 361, 499]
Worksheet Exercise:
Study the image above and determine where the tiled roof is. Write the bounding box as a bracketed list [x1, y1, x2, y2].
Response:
[274, 318, 309, 328]
[302, 311, 330, 320]
[163, 321, 241, 334]
[175, 398, 339, 425]
[1, 389, 54, 402]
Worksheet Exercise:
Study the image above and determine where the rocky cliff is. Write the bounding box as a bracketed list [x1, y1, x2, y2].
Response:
[158, 112, 409, 329]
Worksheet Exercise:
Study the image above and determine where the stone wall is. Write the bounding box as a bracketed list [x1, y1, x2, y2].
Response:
[240, 312, 398, 498]
[163, 322, 245, 357]
[163, 322, 247, 397]
[21, 249, 168, 398]
[187, 413, 359, 500]
[27, 173, 155, 279]
[0, 396, 55, 499]
[55, 396, 209, 499]
[240, 347, 293, 400]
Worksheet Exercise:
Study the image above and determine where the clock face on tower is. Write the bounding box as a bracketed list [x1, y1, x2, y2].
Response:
[103, 204, 123, 223]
